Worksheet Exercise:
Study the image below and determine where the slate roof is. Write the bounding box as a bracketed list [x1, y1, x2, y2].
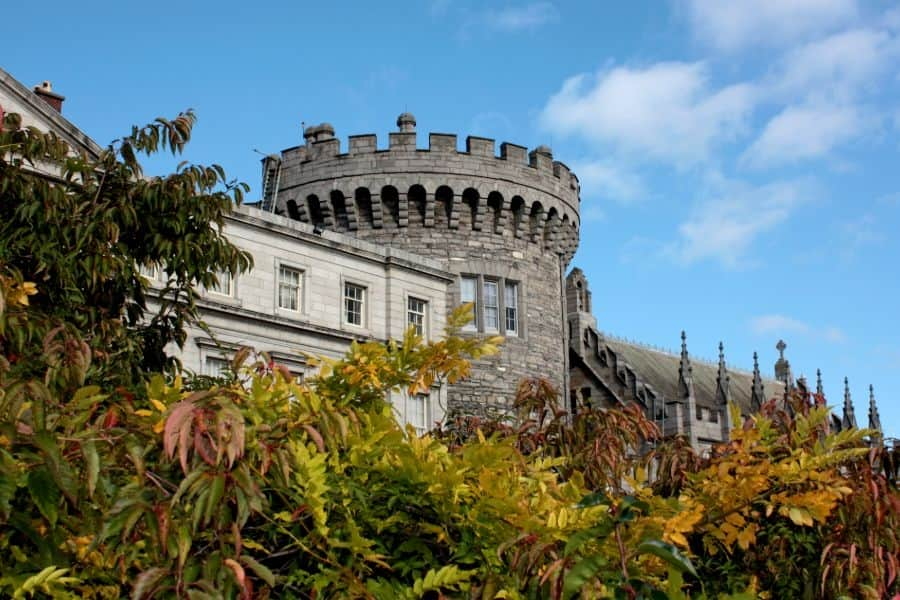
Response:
[602, 336, 784, 413]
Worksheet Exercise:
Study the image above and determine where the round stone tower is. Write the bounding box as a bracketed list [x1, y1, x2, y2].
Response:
[272, 113, 581, 413]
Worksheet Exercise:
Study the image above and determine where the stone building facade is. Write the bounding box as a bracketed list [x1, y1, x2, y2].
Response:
[2, 67, 884, 443]
[265, 114, 579, 414]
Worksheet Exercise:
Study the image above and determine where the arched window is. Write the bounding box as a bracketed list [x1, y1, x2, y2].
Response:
[355, 187, 373, 228]
[435, 185, 454, 226]
[462, 188, 479, 230]
[286, 198, 301, 221]
[408, 185, 427, 225]
[330, 190, 349, 231]
[307, 194, 324, 227]
[486, 191, 503, 234]
[510, 196, 525, 237]
[544, 207, 559, 248]
[529, 201, 544, 241]
[381, 185, 400, 227]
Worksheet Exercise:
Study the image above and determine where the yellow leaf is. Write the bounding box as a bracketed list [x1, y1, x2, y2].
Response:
[150, 399, 167, 412]
[737, 525, 757, 550]
[134, 409, 153, 417]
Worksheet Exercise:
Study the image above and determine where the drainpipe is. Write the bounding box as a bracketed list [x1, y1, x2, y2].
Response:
[559, 253, 570, 418]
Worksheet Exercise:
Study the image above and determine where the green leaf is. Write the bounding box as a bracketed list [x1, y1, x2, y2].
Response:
[27, 467, 59, 526]
[563, 555, 606, 598]
[637, 540, 697, 578]
[240, 555, 275, 587]
[82, 439, 100, 498]
[576, 491, 609, 509]
[563, 522, 614, 557]
[132, 567, 169, 600]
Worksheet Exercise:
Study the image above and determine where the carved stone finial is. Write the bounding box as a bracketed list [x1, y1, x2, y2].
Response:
[397, 112, 416, 133]
[751, 351, 765, 412]
[716, 341, 731, 408]
[776, 339, 786, 358]
[869, 384, 882, 432]
[678, 331, 694, 398]
[842, 377, 857, 430]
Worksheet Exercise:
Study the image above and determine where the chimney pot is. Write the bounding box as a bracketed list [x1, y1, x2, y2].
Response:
[33, 80, 65, 113]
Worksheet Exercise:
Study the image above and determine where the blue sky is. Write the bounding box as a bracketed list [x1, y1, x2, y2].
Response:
[5, 0, 899, 437]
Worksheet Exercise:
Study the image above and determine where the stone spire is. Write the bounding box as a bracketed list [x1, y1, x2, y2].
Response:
[679, 331, 695, 398]
[715, 342, 731, 406]
[842, 377, 857, 430]
[750, 352, 765, 412]
[774, 339, 794, 390]
[678, 331, 698, 446]
[868, 384, 882, 432]
[716, 342, 732, 435]
[815, 368, 825, 403]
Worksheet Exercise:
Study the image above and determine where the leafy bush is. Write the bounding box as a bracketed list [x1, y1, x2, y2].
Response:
[1, 110, 896, 599]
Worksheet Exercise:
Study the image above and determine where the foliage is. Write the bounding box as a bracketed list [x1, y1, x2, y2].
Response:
[656, 396, 899, 599]
[0, 110, 251, 387]
[1, 110, 897, 599]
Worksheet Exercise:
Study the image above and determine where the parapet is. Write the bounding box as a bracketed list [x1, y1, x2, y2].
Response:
[282, 115, 581, 221]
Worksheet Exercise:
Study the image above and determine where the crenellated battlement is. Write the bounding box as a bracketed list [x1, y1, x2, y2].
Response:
[272, 113, 581, 261]
[286, 130, 580, 194]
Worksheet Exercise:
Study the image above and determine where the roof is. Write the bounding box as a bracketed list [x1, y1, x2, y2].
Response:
[603, 335, 784, 412]
[0, 66, 103, 158]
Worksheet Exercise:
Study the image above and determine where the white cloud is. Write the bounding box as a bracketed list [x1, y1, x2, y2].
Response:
[580, 204, 606, 223]
[482, 2, 559, 32]
[750, 314, 812, 336]
[666, 177, 814, 267]
[430, 0, 451, 17]
[773, 28, 899, 101]
[571, 160, 645, 203]
[684, 0, 859, 51]
[750, 314, 846, 343]
[540, 62, 756, 165]
[742, 104, 864, 167]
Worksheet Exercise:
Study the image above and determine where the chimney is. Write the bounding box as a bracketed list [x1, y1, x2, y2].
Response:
[33, 81, 65, 113]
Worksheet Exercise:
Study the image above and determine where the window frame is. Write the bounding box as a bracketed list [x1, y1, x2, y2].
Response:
[343, 281, 367, 328]
[277, 264, 304, 313]
[504, 281, 519, 336]
[406, 393, 430, 436]
[458, 274, 524, 338]
[459, 275, 478, 331]
[483, 279, 499, 333]
[207, 269, 234, 298]
[407, 296, 428, 338]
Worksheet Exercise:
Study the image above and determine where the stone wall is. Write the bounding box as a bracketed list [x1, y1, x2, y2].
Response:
[271, 116, 582, 413]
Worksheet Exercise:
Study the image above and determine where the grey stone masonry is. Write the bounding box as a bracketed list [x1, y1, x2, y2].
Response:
[270, 114, 582, 414]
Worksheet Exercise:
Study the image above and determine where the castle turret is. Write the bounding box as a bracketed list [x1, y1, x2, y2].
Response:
[272, 113, 581, 414]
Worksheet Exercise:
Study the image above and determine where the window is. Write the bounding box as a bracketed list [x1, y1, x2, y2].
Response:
[483, 280, 499, 331]
[459, 275, 522, 337]
[407, 394, 429, 436]
[209, 270, 233, 297]
[205, 356, 229, 377]
[407, 296, 427, 336]
[278, 266, 302, 312]
[460, 276, 477, 330]
[344, 283, 365, 326]
[504, 282, 518, 335]
[140, 263, 161, 282]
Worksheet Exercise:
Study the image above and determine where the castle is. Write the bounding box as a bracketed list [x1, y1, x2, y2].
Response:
[0, 68, 884, 444]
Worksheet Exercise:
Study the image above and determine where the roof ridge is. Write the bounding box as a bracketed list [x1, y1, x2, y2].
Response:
[600, 330, 778, 380]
